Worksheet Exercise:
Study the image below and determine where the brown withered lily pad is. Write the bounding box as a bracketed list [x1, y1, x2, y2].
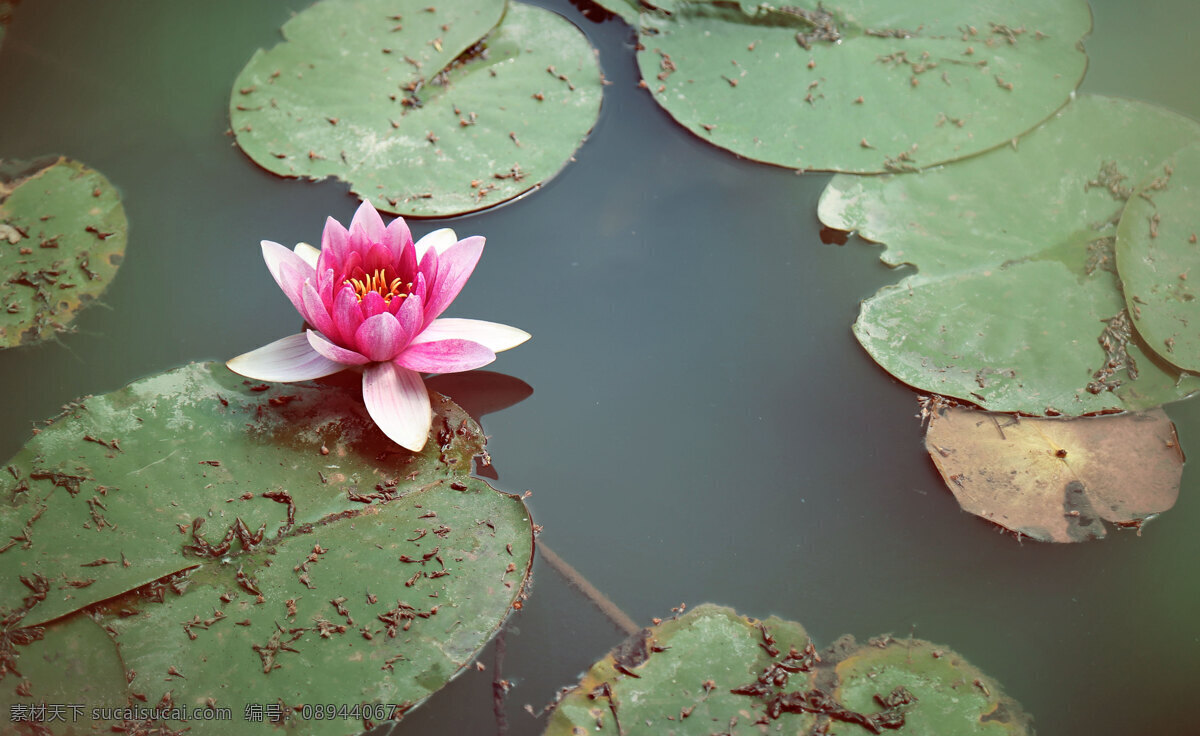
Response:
[925, 405, 1183, 542]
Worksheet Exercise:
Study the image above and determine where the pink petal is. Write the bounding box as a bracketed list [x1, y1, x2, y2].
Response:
[423, 236, 484, 323]
[364, 242, 393, 273]
[301, 280, 337, 337]
[355, 312, 409, 362]
[414, 228, 458, 259]
[332, 285, 365, 346]
[397, 240, 417, 283]
[349, 200, 386, 244]
[320, 216, 350, 269]
[363, 363, 431, 451]
[417, 247, 439, 291]
[395, 292, 423, 339]
[307, 330, 370, 365]
[261, 240, 315, 317]
[227, 333, 345, 382]
[382, 217, 413, 260]
[395, 339, 495, 374]
[361, 290, 387, 319]
[341, 249, 363, 277]
[412, 318, 530, 352]
[412, 272, 428, 307]
[316, 267, 336, 309]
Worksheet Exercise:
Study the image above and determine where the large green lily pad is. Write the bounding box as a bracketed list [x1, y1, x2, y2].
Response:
[0, 362, 534, 734]
[603, 0, 1089, 172]
[544, 604, 1030, 735]
[0, 156, 126, 348]
[818, 94, 1200, 415]
[1115, 142, 1200, 372]
[230, 0, 603, 217]
[925, 405, 1182, 542]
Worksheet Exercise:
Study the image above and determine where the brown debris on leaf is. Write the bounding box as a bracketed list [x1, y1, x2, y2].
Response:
[925, 405, 1183, 542]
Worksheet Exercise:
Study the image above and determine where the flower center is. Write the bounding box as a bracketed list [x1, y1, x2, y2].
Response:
[345, 268, 411, 303]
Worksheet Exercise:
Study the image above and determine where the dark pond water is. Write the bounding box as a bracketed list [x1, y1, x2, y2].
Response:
[1, 1, 1199, 734]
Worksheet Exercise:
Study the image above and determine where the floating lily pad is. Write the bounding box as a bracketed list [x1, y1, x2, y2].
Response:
[1, 614, 127, 733]
[925, 404, 1182, 542]
[230, 0, 603, 217]
[829, 638, 1031, 735]
[545, 604, 1030, 735]
[1115, 142, 1200, 372]
[0, 156, 126, 348]
[605, 0, 1088, 172]
[818, 94, 1200, 415]
[0, 362, 534, 732]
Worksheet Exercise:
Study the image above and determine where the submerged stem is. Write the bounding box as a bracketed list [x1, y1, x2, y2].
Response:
[538, 544, 640, 636]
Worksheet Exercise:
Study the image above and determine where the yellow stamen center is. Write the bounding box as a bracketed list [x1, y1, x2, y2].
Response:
[345, 268, 411, 303]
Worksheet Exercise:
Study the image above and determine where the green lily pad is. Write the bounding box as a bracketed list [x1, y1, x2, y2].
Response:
[544, 604, 818, 735]
[925, 404, 1183, 542]
[607, 0, 1088, 172]
[0, 156, 126, 348]
[829, 638, 1031, 735]
[0, 614, 127, 733]
[1115, 142, 1200, 371]
[545, 604, 1030, 735]
[0, 362, 533, 732]
[230, 0, 603, 217]
[818, 94, 1200, 415]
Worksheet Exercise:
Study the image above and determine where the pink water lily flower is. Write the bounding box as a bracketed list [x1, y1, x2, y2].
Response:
[228, 201, 529, 451]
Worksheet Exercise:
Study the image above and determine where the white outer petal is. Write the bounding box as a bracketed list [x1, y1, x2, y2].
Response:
[293, 242, 320, 268]
[414, 228, 458, 259]
[227, 333, 345, 381]
[362, 363, 431, 451]
[261, 239, 315, 282]
[411, 318, 531, 352]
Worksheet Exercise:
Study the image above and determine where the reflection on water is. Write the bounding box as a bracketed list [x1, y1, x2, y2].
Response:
[0, 1, 1198, 734]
